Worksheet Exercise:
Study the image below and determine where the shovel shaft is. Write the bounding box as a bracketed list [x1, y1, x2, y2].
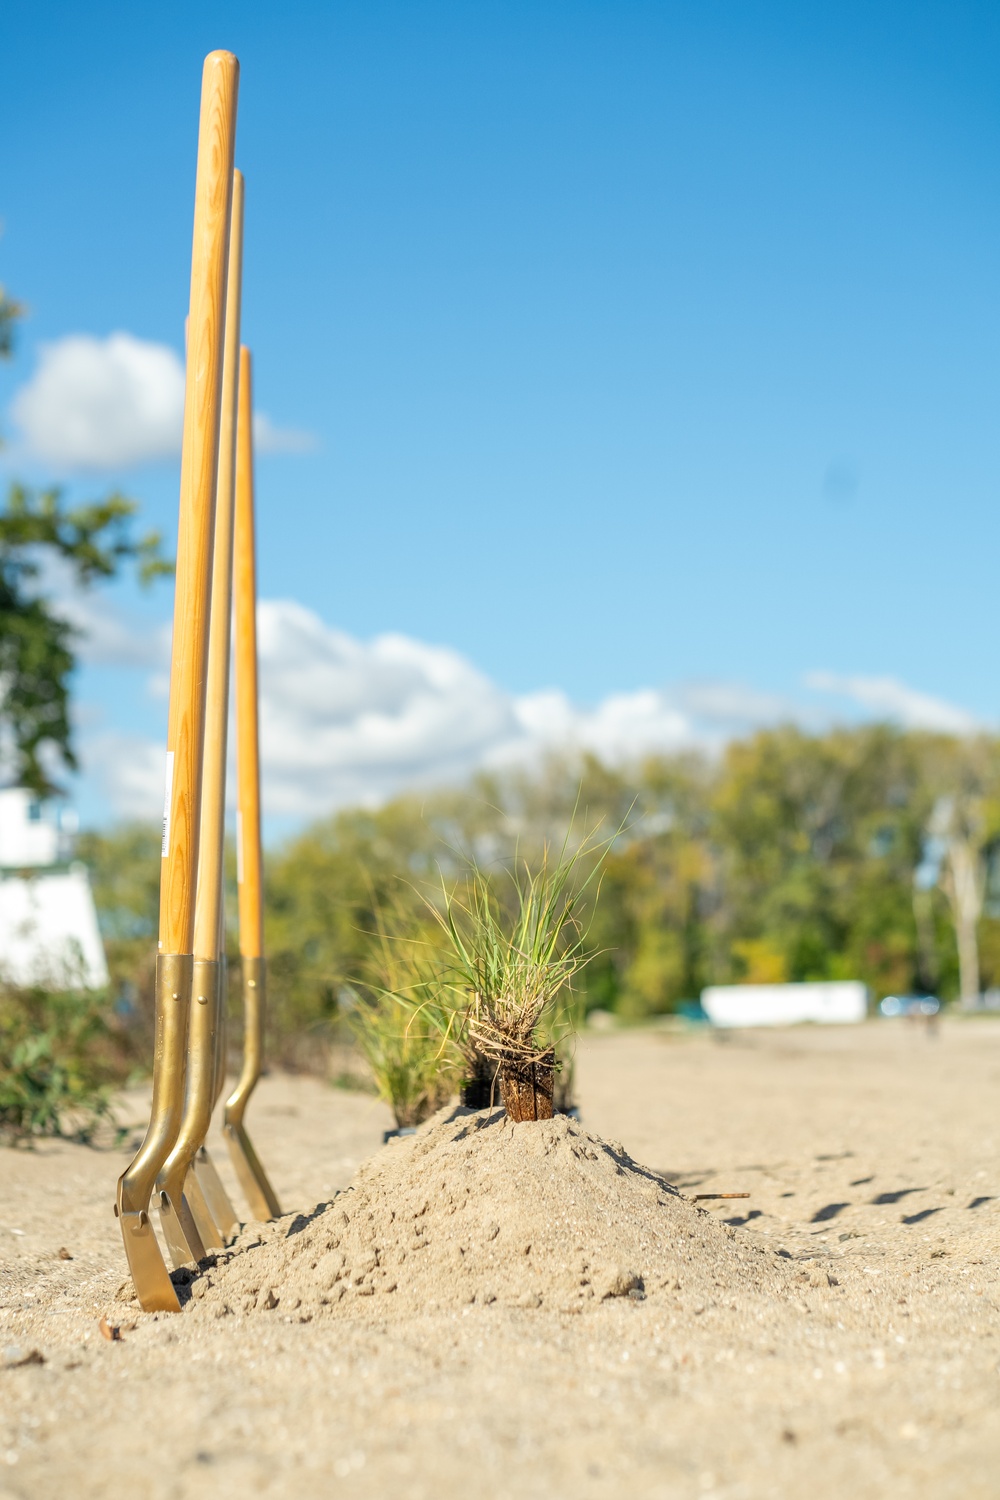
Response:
[160, 51, 239, 954]
[225, 350, 280, 1220]
[194, 167, 244, 963]
[234, 346, 263, 959]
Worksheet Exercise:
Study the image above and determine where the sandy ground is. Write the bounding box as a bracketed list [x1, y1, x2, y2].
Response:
[1, 1018, 999, 1499]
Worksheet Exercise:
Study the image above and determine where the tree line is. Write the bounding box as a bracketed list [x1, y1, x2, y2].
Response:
[79, 724, 1000, 1065]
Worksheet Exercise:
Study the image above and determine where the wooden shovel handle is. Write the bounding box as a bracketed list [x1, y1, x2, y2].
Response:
[193, 167, 244, 961]
[160, 49, 239, 954]
[234, 345, 264, 959]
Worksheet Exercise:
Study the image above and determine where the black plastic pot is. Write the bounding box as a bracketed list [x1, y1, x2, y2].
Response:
[461, 1053, 498, 1110]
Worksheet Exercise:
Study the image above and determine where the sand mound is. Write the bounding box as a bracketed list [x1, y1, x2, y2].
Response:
[182, 1106, 791, 1321]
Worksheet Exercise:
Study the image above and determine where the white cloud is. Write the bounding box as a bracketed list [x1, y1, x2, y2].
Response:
[11, 333, 186, 469]
[58, 592, 172, 671]
[9, 332, 318, 471]
[76, 602, 985, 823]
[503, 688, 693, 766]
[672, 681, 797, 728]
[253, 604, 813, 814]
[82, 603, 712, 820]
[804, 671, 979, 735]
[87, 733, 167, 821]
[253, 412, 319, 455]
[255, 601, 519, 813]
[27, 555, 173, 671]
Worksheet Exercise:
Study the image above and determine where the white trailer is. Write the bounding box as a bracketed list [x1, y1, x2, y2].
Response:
[701, 980, 868, 1028]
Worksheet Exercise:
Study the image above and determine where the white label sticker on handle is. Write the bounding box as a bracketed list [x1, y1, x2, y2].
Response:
[161, 750, 175, 857]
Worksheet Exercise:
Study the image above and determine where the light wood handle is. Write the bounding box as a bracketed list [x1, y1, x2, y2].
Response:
[193, 168, 244, 961]
[234, 345, 264, 959]
[160, 50, 239, 954]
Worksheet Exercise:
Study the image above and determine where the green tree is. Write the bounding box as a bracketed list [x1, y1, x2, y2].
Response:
[919, 737, 1000, 1002]
[711, 725, 934, 996]
[0, 285, 24, 362]
[579, 756, 713, 1017]
[76, 822, 163, 1040]
[0, 484, 170, 793]
[262, 798, 442, 1062]
[0, 287, 170, 792]
[79, 728, 1000, 1067]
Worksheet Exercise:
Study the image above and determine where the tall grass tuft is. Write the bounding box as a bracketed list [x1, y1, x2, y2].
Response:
[430, 829, 606, 1121]
[348, 921, 458, 1129]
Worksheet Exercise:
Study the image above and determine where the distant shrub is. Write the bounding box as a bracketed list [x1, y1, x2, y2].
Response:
[346, 915, 459, 1128]
[0, 986, 133, 1143]
[348, 991, 454, 1128]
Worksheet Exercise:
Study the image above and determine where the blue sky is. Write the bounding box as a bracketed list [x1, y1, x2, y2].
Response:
[1, 1, 998, 828]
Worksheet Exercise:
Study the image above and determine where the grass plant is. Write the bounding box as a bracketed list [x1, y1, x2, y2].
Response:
[543, 988, 587, 1113]
[429, 829, 607, 1120]
[0, 985, 132, 1142]
[348, 922, 458, 1128]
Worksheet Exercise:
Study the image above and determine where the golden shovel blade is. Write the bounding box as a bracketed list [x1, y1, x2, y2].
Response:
[115, 953, 193, 1312]
[196, 1145, 240, 1240]
[158, 1185, 208, 1271]
[156, 958, 227, 1265]
[223, 1119, 281, 1222]
[223, 957, 281, 1220]
[115, 1206, 181, 1315]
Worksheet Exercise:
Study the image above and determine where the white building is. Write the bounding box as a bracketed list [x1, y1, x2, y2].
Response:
[0, 788, 108, 990]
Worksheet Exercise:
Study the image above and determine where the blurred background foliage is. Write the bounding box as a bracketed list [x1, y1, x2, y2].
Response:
[75, 724, 1000, 1077]
[0, 983, 135, 1141]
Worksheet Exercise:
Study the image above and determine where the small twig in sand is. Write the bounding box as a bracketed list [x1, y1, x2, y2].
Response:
[693, 1192, 750, 1201]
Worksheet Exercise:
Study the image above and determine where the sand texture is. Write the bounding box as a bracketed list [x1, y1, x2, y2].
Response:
[1, 1020, 999, 1499]
[186, 1108, 788, 1320]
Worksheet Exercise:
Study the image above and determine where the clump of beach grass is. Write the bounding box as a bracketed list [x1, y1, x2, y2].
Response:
[430, 830, 606, 1122]
[348, 922, 458, 1130]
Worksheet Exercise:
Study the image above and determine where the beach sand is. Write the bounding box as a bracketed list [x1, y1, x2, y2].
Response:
[1, 1018, 998, 1499]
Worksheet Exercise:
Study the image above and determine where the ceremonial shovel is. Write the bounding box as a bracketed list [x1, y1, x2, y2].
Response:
[115, 51, 240, 1313]
[222, 344, 282, 1221]
[156, 161, 245, 1269]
